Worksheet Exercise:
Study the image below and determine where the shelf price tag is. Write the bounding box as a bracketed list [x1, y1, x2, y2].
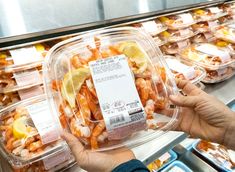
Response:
[10, 46, 43, 65]
[89, 55, 146, 140]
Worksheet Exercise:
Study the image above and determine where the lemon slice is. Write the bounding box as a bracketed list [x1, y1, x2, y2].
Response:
[162, 31, 170, 38]
[216, 41, 228, 47]
[194, 9, 205, 15]
[159, 16, 170, 22]
[118, 41, 148, 74]
[0, 52, 7, 59]
[61, 67, 90, 108]
[35, 44, 45, 52]
[13, 116, 29, 139]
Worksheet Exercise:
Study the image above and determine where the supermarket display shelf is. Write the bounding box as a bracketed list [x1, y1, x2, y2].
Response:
[205, 75, 235, 104]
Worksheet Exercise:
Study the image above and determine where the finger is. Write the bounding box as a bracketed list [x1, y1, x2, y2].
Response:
[175, 79, 202, 95]
[169, 94, 199, 107]
[61, 132, 86, 162]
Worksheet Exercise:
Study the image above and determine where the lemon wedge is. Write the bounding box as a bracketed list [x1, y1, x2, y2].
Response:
[13, 116, 29, 139]
[0, 52, 7, 59]
[216, 41, 228, 47]
[159, 16, 170, 22]
[61, 67, 90, 108]
[194, 9, 205, 15]
[162, 31, 171, 38]
[118, 41, 148, 73]
[35, 44, 45, 52]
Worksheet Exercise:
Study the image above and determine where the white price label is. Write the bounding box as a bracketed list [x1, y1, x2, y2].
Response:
[177, 40, 188, 49]
[178, 13, 194, 24]
[14, 69, 41, 87]
[18, 86, 44, 100]
[166, 58, 196, 80]
[10, 46, 42, 65]
[195, 44, 231, 63]
[142, 21, 158, 34]
[208, 21, 219, 28]
[159, 152, 171, 162]
[89, 55, 146, 140]
[26, 100, 60, 144]
[43, 149, 71, 170]
[208, 7, 222, 14]
[179, 28, 191, 36]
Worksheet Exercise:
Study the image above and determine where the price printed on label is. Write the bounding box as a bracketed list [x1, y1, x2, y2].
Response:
[89, 55, 146, 140]
[26, 100, 60, 144]
[166, 58, 196, 80]
[178, 13, 194, 24]
[14, 69, 41, 87]
[43, 149, 71, 170]
[10, 46, 43, 65]
[196, 44, 231, 63]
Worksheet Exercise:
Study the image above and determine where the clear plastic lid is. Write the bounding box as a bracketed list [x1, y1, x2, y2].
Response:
[159, 13, 196, 30]
[192, 20, 220, 33]
[202, 66, 235, 83]
[132, 19, 167, 36]
[214, 25, 235, 44]
[164, 56, 206, 84]
[160, 39, 191, 55]
[211, 39, 235, 58]
[43, 27, 179, 151]
[0, 43, 49, 73]
[0, 85, 44, 110]
[161, 161, 193, 172]
[190, 32, 215, 44]
[179, 43, 235, 70]
[0, 68, 43, 94]
[0, 95, 65, 168]
[192, 7, 228, 22]
[159, 27, 196, 43]
[218, 15, 235, 26]
[193, 140, 235, 171]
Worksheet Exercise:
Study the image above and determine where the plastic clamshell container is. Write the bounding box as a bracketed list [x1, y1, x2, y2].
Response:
[220, 3, 235, 15]
[164, 56, 206, 84]
[160, 39, 191, 55]
[43, 27, 179, 151]
[191, 20, 220, 33]
[192, 140, 235, 171]
[0, 85, 44, 110]
[161, 161, 193, 172]
[202, 66, 235, 83]
[159, 27, 196, 43]
[147, 150, 177, 172]
[179, 43, 235, 70]
[192, 7, 228, 22]
[214, 26, 235, 44]
[218, 15, 235, 26]
[132, 19, 167, 36]
[211, 39, 235, 58]
[11, 147, 75, 172]
[0, 44, 49, 73]
[0, 95, 65, 168]
[159, 13, 196, 30]
[0, 68, 43, 94]
[190, 32, 214, 44]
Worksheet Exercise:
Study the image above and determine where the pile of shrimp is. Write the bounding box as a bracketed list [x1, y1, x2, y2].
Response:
[0, 92, 20, 108]
[52, 38, 168, 149]
[13, 161, 46, 172]
[0, 107, 60, 159]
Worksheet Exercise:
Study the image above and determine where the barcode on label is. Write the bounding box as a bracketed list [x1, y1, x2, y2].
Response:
[130, 112, 145, 122]
[110, 115, 125, 125]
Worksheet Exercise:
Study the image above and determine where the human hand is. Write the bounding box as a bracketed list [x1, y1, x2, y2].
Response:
[169, 80, 235, 149]
[61, 132, 135, 172]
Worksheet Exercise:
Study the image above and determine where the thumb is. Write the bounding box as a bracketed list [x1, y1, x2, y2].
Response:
[61, 132, 87, 165]
[169, 94, 199, 107]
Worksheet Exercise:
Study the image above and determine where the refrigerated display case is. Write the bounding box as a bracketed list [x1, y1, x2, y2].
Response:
[1, 0, 235, 171]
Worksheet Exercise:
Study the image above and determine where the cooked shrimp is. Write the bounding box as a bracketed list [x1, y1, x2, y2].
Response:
[28, 140, 43, 152]
[76, 92, 91, 125]
[91, 121, 106, 149]
[97, 131, 108, 143]
[5, 127, 13, 141]
[86, 79, 98, 99]
[146, 79, 157, 101]
[12, 145, 24, 156]
[70, 118, 91, 138]
[51, 80, 62, 91]
[135, 78, 149, 106]
[6, 137, 15, 151]
[24, 136, 36, 147]
[144, 99, 155, 119]
[87, 45, 102, 60]
[71, 55, 83, 68]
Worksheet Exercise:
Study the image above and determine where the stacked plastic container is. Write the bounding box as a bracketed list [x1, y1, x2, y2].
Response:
[43, 27, 180, 151]
[0, 41, 76, 171]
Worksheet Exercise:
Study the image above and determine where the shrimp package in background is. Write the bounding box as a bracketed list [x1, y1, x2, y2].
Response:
[0, 95, 67, 168]
[43, 27, 179, 151]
